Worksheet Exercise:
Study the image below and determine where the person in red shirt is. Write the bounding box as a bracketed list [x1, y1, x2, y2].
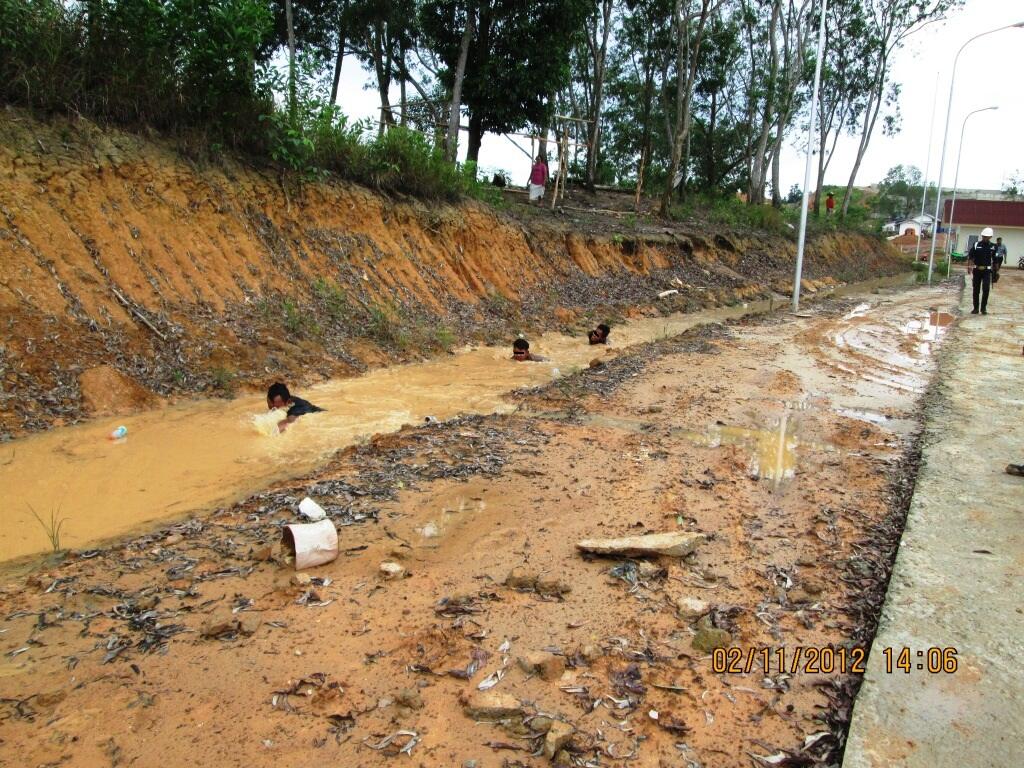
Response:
[825, 192, 835, 216]
[528, 154, 548, 204]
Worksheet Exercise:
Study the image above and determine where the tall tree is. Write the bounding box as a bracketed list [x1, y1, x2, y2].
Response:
[838, 0, 961, 216]
[660, 0, 719, 214]
[574, 0, 616, 189]
[422, 0, 590, 163]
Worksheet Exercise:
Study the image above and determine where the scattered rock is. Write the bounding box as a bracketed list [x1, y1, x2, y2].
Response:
[589, 358, 604, 369]
[25, 573, 50, 591]
[379, 561, 406, 580]
[553, 750, 574, 766]
[577, 532, 706, 558]
[536, 576, 572, 596]
[251, 545, 274, 562]
[34, 690, 67, 710]
[201, 608, 239, 639]
[291, 573, 313, 588]
[463, 762, 479, 768]
[163, 534, 183, 546]
[395, 688, 424, 710]
[463, 691, 525, 721]
[136, 594, 159, 611]
[238, 614, 262, 637]
[530, 716, 553, 733]
[578, 644, 602, 664]
[505, 567, 539, 590]
[544, 721, 575, 760]
[802, 579, 823, 595]
[517, 652, 565, 682]
[788, 587, 822, 604]
[692, 627, 732, 653]
[796, 555, 816, 567]
[637, 561, 665, 580]
[675, 596, 710, 621]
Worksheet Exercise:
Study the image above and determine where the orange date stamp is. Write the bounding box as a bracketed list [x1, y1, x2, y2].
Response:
[712, 646, 867, 675]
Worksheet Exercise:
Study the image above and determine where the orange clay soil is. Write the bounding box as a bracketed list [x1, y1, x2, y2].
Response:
[0, 283, 956, 767]
[0, 111, 906, 437]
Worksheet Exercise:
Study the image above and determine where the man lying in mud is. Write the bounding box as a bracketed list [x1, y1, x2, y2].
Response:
[588, 323, 611, 345]
[267, 382, 324, 432]
[511, 338, 547, 362]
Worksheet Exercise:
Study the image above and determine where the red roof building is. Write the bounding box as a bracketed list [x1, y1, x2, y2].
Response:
[943, 198, 1024, 228]
[942, 199, 1024, 259]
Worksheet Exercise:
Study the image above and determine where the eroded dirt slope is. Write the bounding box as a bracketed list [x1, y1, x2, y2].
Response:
[0, 284, 956, 767]
[0, 111, 906, 437]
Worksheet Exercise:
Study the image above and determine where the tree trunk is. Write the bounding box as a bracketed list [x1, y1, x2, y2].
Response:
[330, 38, 345, 104]
[285, 0, 296, 119]
[748, 0, 781, 205]
[840, 71, 884, 217]
[770, 116, 783, 207]
[446, 9, 474, 161]
[330, 4, 348, 104]
[467, 112, 484, 163]
[584, 0, 614, 191]
[368, 25, 394, 134]
[661, 0, 712, 216]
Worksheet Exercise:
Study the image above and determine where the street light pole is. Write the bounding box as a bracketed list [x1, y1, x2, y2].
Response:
[945, 105, 998, 276]
[914, 74, 940, 265]
[927, 20, 1024, 284]
[793, 0, 828, 312]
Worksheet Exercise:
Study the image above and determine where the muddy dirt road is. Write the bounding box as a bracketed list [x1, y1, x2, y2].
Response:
[0, 282, 956, 767]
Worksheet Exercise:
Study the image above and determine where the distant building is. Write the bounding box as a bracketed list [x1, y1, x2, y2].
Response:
[943, 199, 1024, 257]
[883, 213, 935, 237]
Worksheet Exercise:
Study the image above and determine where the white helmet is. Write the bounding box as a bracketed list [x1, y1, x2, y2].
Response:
[981, 227, 994, 237]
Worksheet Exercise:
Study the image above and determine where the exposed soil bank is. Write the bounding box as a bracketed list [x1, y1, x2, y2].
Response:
[0, 283, 956, 767]
[0, 111, 907, 438]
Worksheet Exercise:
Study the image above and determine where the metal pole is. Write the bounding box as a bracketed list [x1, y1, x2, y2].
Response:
[914, 74, 940, 265]
[792, 0, 829, 312]
[927, 21, 1024, 284]
[946, 106, 998, 275]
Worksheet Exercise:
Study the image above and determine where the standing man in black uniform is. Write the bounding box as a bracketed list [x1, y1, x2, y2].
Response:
[967, 226, 997, 314]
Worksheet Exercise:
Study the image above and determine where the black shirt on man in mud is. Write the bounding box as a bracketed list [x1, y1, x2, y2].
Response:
[286, 396, 324, 418]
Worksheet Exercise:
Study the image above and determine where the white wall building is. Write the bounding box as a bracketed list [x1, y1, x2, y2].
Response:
[943, 199, 1024, 261]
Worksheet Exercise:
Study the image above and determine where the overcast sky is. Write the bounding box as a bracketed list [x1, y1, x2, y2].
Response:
[333, 0, 1022, 194]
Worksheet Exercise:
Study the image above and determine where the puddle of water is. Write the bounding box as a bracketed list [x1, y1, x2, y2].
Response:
[0, 298, 782, 562]
[572, 410, 803, 490]
[675, 414, 799, 489]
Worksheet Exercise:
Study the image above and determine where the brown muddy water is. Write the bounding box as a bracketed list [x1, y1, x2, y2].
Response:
[0, 275, 917, 562]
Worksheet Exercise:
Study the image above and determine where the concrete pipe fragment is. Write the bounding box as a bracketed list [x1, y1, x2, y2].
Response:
[282, 519, 338, 570]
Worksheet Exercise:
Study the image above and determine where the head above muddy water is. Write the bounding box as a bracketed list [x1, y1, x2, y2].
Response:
[267, 382, 291, 409]
[512, 338, 530, 360]
[589, 324, 611, 345]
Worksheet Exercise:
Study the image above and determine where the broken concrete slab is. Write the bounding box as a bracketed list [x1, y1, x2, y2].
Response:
[576, 531, 706, 558]
[462, 691, 524, 721]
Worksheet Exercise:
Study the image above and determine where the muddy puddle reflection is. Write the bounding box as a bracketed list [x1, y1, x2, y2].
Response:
[567, 407, 821, 491]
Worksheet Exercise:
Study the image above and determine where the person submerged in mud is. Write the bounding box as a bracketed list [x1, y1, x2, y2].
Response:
[588, 323, 611, 345]
[267, 382, 324, 432]
[511, 338, 547, 362]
